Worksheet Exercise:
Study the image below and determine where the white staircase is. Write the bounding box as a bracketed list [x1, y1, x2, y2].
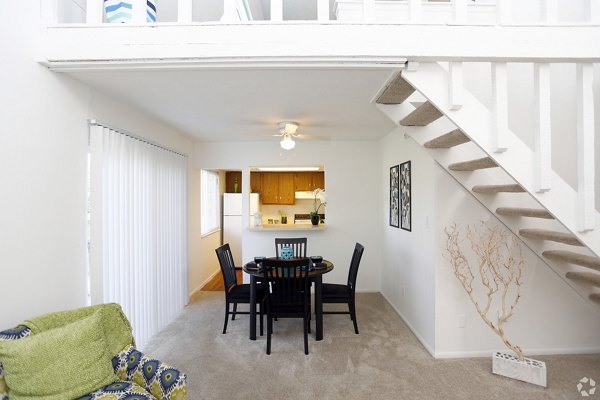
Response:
[375, 62, 600, 308]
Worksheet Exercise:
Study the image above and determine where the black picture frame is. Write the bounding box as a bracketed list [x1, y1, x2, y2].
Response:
[390, 165, 399, 228]
[400, 161, 411, 232]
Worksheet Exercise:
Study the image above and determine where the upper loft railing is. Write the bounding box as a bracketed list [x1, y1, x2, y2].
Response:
[43, 0, 600, 26]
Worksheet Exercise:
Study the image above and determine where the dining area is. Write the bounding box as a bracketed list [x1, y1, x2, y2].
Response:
[215, 238, 365, 355]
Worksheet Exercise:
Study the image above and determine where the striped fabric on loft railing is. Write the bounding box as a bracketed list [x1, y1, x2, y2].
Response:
[146, 0, 156, 22]
[104, 0, 157, 23]
[89, 123, 187, 349]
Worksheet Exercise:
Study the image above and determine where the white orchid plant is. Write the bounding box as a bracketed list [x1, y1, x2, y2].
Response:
[310, 188, 327, 217]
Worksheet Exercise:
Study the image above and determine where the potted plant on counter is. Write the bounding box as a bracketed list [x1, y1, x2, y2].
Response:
[280, 210, 288, 224]
[310, 188, 326, 226]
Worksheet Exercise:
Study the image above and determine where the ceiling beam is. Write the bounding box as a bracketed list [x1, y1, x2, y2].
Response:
[41, 24, 600, 71]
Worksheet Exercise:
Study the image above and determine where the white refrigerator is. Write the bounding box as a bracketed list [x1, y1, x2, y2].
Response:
[223, 193, 260, 267]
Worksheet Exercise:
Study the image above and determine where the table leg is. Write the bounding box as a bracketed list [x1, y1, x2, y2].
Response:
[315, 274, 323, 341]
[249, 275, 256, 341]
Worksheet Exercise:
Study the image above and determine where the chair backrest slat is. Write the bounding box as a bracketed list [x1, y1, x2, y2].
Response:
[275, 237, 307, 258]
[347, 243, 365, 291]
[263, 258, 311, 308]
[215, 243, 238, 292]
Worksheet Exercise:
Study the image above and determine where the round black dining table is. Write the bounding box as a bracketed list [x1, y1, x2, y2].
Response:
[242, 257, 334, 341]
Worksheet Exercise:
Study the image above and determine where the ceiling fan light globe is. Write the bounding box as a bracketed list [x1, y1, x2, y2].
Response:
[280, 135, 295, 150]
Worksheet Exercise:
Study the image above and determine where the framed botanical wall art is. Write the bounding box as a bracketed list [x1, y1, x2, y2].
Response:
[400, 160, 411, 232]
[390, 165, 399, 228]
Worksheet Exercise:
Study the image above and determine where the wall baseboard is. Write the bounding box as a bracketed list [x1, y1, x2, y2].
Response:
[379, 291, 436, 358]
[188, 268, 220, 303]
[434, 346, 600, 359]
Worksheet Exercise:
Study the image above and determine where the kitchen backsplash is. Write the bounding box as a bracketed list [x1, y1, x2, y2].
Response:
[259, 199, 326, 224]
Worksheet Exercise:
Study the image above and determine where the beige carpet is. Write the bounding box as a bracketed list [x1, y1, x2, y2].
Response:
[144, 292, 599, 399]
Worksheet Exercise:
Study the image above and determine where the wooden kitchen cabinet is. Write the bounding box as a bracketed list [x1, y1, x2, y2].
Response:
[293, 171, 325, 191]
[256, 171, 324, 204]
[250, 172, 262, 193]
[294, 172, 312, 191]
[260, 172, 295, 205]
[261, 173, 280, 204]
[225, 171, 242, 193]
[312, 171, 325, 190]
[278, 172, 295, 204]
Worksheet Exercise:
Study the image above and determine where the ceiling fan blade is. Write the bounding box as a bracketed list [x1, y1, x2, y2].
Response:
[296, 134, 330, 141]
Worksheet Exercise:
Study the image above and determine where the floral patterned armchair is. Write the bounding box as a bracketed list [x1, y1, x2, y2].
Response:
[0, 320, 186, 400]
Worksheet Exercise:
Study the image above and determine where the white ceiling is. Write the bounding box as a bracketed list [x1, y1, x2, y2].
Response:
[69, 68, 399, 143]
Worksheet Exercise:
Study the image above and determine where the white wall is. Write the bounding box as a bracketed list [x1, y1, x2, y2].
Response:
[188, 169, 227, 299]
[194, 140, 382, 291]
[511, 0, 589, 23]
[0, 1, 193, 329]
[87, 90, 192, 156]
[595, 65, 600, 214]
[379, 129, 437, 353]
[57, 0, 86, 23]
[188, 169, 221, 299]
[0, 1, 91, 329]
[434, 166, 600, 356]
[378, 129, 600, 357]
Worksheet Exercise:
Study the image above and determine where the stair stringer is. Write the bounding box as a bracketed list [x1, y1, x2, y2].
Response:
[375, 86, 600, 313]
[400, 62, 600, 258]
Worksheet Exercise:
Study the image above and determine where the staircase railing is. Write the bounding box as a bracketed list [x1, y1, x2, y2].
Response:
[378, 61, 599, 257]
[43, 0, 599, 26]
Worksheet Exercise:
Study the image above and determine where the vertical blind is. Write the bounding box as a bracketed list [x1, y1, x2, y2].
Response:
[200, 170, 220, 235]
[89, 124, 188, 349]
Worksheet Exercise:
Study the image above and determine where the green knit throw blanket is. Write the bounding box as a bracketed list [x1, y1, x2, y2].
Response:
[23, 303, 135, 357]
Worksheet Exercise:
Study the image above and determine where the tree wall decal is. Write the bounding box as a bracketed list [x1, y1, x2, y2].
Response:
[444, 221, 525, 360]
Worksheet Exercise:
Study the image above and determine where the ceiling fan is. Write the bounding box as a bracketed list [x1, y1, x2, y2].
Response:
[273, 121, 301, 150]
[236, 118, 330, 148]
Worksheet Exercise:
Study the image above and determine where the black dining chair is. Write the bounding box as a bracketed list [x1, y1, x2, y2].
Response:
[275, 237, 307, 258]
[262, 257, 312, 355]
[322, 243, 365, 334]
[215, 243, 265, 335]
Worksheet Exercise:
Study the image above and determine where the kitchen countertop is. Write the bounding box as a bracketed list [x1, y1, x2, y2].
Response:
[248, 224, 327, 231]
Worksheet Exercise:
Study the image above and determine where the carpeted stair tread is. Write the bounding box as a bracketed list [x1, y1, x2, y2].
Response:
[448, 157, 497, 172]
[376, 75, 416, 105]
[400, 101, 443, 126]
[519, 229, 583, 246]
[542, 250, 600, 271]
[472, 184, 525, 194]
[590, 293, 600, 304]
[496, 207, 554, 219]
[565, 271, 600, 287]
[424, 129, 471, 148]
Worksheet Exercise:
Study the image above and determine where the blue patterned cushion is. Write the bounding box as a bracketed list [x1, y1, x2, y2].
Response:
[76, 381, 153, 400]
[280, 246, 294, 260]
[0, 326, 31, 400]
[113, 346, 187, 400]
[0, 326, 30, 341]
